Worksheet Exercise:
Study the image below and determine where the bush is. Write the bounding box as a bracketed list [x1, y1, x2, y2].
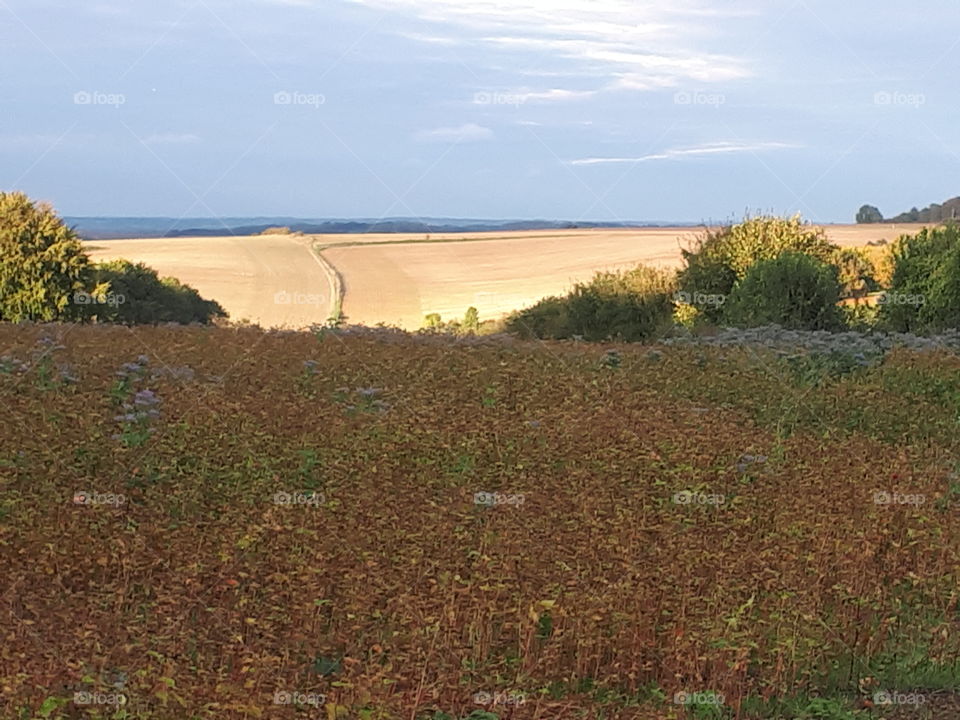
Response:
[506, 265, 676, 342]
[84, 260, 227, 325]
[832, 247, 878, 299]
[423, 313, 443, 330]
[259, 227, 303, 236]
[724, 252, 844, 331]
[420, 307, 501, 337]
[679, 215, 838, 322]
[0, 192, 91, 321]
[462, 306, 480, 332]
[504, 295, 570, 339]
[877, 223, 960, 333]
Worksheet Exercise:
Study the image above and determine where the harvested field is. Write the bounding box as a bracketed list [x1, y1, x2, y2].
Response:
[83, 234, 336, 328]
[325, 225, 928, 329]
[84, 225, 931, 331]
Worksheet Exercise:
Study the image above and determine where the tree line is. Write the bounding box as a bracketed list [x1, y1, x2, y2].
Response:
[857, 196, 960, 224]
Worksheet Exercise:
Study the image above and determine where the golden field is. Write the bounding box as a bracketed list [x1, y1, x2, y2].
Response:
[83, 224, 928, 330]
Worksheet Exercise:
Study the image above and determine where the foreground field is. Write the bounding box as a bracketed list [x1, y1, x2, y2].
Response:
[2, 325, 958, 719]
[83, 225, 928, 330]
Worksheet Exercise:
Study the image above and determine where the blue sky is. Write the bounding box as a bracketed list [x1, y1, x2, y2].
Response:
[1, 0, 958, 222]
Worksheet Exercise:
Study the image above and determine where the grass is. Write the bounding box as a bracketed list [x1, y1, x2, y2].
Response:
[1, 324, 958, 719]
[309, 241, 345, 325]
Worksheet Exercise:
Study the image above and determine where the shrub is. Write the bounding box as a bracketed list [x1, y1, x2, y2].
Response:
[0, 192, 91, 321]
[840, 302, 880, 332]
[84, 260, 227, 325]
[832, 247, 878, 299]
[724, 252, 844, 331]
[423, 313, 443, 330]
[462, 306, 480, 332]
[259, 226, 302, 236]
[505, 295, 571, 339]
[507, 265, 676, 342]
[679, 215, 838, 322]
[879, 223, 960, 332]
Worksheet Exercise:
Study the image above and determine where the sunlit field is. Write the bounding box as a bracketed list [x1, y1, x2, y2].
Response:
[83, 225, 928, 331]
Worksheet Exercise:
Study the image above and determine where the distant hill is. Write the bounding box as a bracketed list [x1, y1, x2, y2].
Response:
[857, 197, 960, 224]
[65, 216, 692, 240]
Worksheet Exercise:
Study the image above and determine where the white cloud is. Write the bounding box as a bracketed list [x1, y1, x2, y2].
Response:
[571, 141, 797, 165]
[520, 88, 596, 102]
[143, 133, 201, 145]
[348, 0, 754, 93]
[397, 31, 461, 46]
[416, 123, 493, 143]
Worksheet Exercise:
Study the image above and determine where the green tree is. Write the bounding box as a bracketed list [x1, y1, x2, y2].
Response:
[0, 191, 91, 321]
[856, 204, 883, 224]
[724, 251, 844, 331]
[84, 259, 226, 325]
[678, 215, 838, 322]
[879, 223, 960, 332]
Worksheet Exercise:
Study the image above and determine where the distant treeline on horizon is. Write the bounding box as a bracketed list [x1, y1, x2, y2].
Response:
[67, 217, 695, 240]
[857, 195, 960, 224]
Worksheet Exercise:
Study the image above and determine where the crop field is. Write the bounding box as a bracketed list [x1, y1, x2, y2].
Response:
[83, 235, 337, 329]
[82, 225, 928, 331]
[2, 324, 959, 719]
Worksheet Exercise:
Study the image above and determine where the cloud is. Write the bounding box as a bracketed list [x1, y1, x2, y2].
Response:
[520, 88, 596, 102]
[416, 123, 493, 143]
[571, 141, 797, 165]
[143, 133, 201, 145]
[397, 31, 461, 46]
[348, 0, 754, 93]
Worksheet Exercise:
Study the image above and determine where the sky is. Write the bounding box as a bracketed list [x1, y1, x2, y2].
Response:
[1, 0, 958, 223]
